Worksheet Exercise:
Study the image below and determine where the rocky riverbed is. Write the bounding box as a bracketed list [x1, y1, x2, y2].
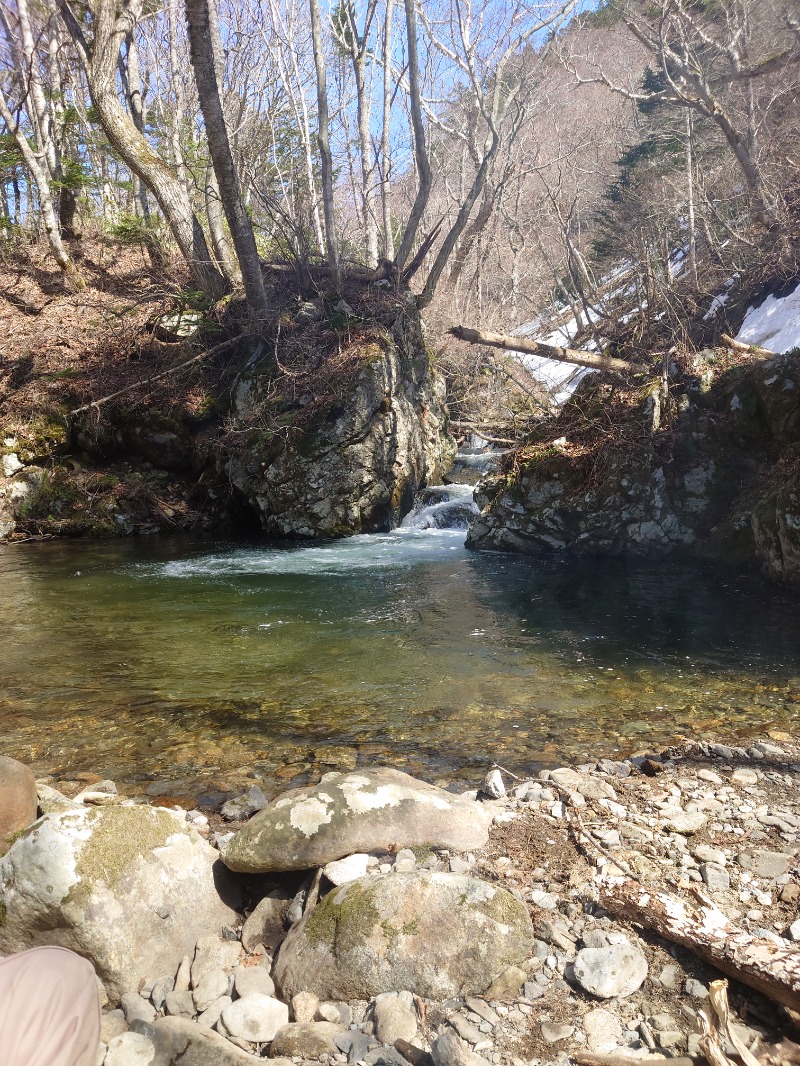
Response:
[1, 742, 799, 1066]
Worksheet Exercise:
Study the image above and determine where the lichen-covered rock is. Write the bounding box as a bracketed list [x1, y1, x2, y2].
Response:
[0, 805, 239, 1003]
[221, 769, 492, 874]
[226, 308, 454, 538]
[273, 871, 533, 1001]
[468, 351, 800, 586]
[0, 756, 37, 854]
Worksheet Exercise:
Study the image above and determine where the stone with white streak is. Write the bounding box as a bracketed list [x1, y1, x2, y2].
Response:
[221, 769, 491, 874]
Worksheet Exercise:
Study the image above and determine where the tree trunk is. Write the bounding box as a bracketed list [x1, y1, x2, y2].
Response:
[600, 876, 800, 1013]
[186, 0, 267, 319]
[57, 0, 228, 300]
[394, 0, 432, 272]
[0, 86, 80, 285]
[309, 0, 339, 281]
[205, 163, 241, 285]
[449, 325, 644, 374]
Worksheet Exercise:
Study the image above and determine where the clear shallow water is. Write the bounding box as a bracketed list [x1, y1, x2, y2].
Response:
[2, 530, 800, 790]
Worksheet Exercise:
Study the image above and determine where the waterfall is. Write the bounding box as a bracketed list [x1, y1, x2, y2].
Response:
[400, 447, 503, 531]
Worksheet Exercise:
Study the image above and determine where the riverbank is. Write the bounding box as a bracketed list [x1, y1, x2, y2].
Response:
[1, 740, 798, 1066]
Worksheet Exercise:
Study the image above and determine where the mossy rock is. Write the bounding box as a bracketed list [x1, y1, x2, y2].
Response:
[0, 804, 239, 1004]
[273, 870, 533, 1001]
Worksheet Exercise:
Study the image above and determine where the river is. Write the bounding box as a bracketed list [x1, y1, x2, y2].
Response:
[2, 512, 799, 795]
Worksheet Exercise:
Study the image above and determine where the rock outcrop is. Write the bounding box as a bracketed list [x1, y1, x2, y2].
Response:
[468, 350, 800, 584]
[0, 804, 239, 1003]
[226, 306, 453, 537]
[220, 768, 492, 874]
[273, 871, 533, 1001]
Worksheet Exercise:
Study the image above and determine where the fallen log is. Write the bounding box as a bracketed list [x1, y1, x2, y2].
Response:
[448, 325, 645, 374]
[719, 333, 775, 357]
[599, 876, 800, 1013]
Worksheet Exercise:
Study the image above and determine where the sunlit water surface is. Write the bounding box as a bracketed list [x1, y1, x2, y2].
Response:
[2, 530, 799, 792]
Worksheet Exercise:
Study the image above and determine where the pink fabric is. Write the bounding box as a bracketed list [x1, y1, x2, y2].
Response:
[0, 947, 101, 1066]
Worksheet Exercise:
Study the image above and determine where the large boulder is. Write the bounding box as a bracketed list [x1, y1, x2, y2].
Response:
[0, 804, 239, 1003]
[226, 306, 454, 538]
[0, 756, 37, 853]
[221, 769, 492, 874]
[273, 871, 533, 1001]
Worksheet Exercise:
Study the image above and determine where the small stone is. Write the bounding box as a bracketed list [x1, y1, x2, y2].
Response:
[465, 999, 499, 1027]
[318, 1001, 347, 1024]
[323, 853, 370, 885]
[150, 975, 174, 1012]
[700, 863, 730, 892]
[190, 935, 241, 987]
[164, 990, 195, 1017]
[484, 965, 527, 1000]
[120, 994, 156, 1027]
[335, 1031, 375, 1063]
[241, 891, 293, 953]
[174, 955, 191, 993]
[541, 1022, 575, 1044]
[656, 1031, 683, 1049]
[193, 967, 229, 1012]
[373, 991, 418, 1045]
[781, 883, 800, 903]
[270, 1021, 345, 1058]
[662, 808, 707, 835]
[101, 1010, 128, 1043]
[451, 1014, 483, 1045]
[657, 964, 681, 991]
[692, 844, 727, 866]
[683, 979, 708, 999]
[698, 770, 723, 785]
[105, 1032, 156, 1066]
[731, 769, 759, 786]
[432, 1028, 492, 1066]
[221, 786, 268, 820]
[219, 993, 289, 1042]
[292, 990, 320, 1023]
[482, 770, 506, 799]
[449, 856, 470, 874]
[787, 919, 800, 942]
[737, 849, 792, 879]
[573, 941, 648, 999]
[232, 964, 274, 998]
[196, 994, 231, 1029]
[583, 1008, 623, 1053]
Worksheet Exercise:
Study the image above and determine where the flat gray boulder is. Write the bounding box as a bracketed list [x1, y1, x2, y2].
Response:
[150, 1017, 262, 1064]
[0, 805, 238, 1003]
[221, 769, 492, 873]
[273, 870, 532, 1001]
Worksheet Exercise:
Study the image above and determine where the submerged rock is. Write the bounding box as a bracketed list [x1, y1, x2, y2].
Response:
[221, 769, 492, 874]
[273, 870, 533, 1001]
[0, 805, 239, 1003]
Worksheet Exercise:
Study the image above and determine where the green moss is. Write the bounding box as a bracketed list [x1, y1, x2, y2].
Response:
[68, 805, 188, 908]
[0, 901, 6, 927]
[304, 880, 381, 951]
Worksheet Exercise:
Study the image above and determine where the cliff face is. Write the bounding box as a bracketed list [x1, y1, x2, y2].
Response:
[0, 290, 454, 541]
[467, 350, 800, 585]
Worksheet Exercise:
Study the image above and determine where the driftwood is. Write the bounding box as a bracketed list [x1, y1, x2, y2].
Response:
[572, 1055, 701, 1066]
[449, 325, 645, 374]
[599, 876, 800, 1012]
[719, 334, 775, 357]
[394, 1039, 434, 1066]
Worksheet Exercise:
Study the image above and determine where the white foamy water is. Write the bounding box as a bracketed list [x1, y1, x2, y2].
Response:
[401, 484, 479, 531]
[140, 528, 467, 579]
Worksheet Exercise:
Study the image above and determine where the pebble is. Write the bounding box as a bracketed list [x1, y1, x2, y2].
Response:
[540, 1022, 575, 1043]
[683, 979, 708, 999]
[219, 993, 289, 1042]
[700, 862, 730, 892]
[789, 919, 800, 941]
[573, 941, 648, 999]
[104, 1032, 156, 1066]
[732, 769, 759, 786]
[164, 990, 195, 1017]
[120, 994, 156, 1027]
[193, 967, 230, 1012]
[323, 853, 370, 885]
[736, 849, 792, 879]
[292, 990, 320, 1023]
[373, 991, 418, 1045]
[149, 974, 174, 1012]
[100, 1010, 128, 1044]
[196, 994, 231, 1029]
[583, 1008, 623, 1052]
[482, 770, 506, 799]
[232, 964, 275, 998]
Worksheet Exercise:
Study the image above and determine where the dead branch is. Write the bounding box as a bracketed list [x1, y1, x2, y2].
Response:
[449, 325, 646, 374]
[69, 335, 249, 416]
[599, 876, 800, 1012]
[719, 333, 775, 356]
[572, 1055, 701, 1066]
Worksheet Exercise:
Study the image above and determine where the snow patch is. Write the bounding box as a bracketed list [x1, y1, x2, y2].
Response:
[735, 282, 800, 354]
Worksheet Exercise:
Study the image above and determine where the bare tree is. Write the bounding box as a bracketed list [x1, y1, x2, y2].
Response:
[186, 0, 269, 319]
